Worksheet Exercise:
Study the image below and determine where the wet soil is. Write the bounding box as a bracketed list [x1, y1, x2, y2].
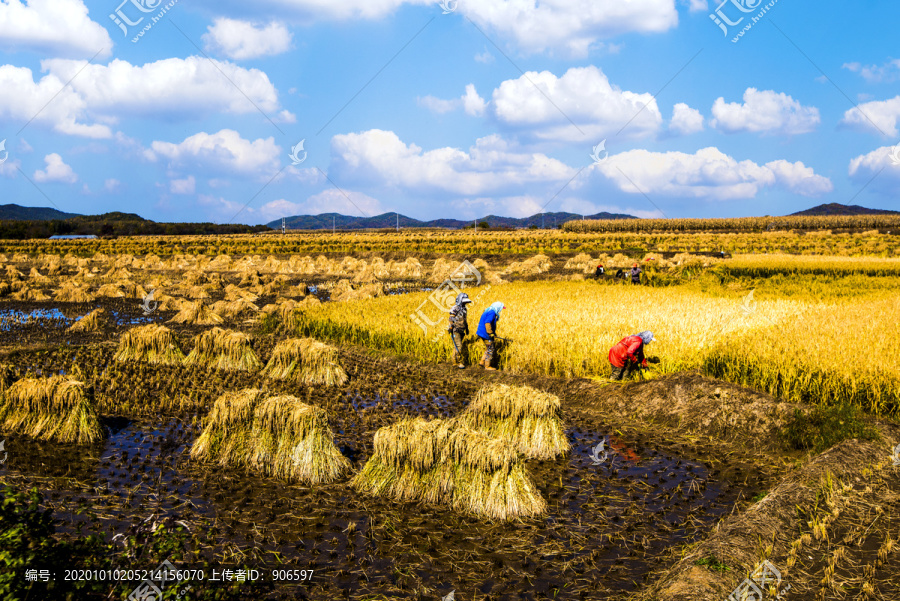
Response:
[0, 314, 776, 600]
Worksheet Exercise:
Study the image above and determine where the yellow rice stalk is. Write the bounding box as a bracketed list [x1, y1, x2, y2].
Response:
[190, 389, 349, 484]
[459, 384, 570, 460]
[0, 376, 102, 444]
[95, 283, 126, 298]
[68, 308, 107, 332]
[184, 285, 210, 300]
[120, 281, 148, 299]
[53, 283, 95, 303]
[184, 327, 262, 372]
[261, 337, 348, 386]
[351, 417, 546, 520]
[4, 265, 23, 280]
[114, 324, 185, 365]
[11, 287, 50, 301]
[224, 284, 258, 302]
[167, 300, 224, 325]
[28, 267, 51, 285]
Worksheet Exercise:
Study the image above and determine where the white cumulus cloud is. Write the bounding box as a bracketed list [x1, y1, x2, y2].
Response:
[202, 18, 293, 60]
[848, 145, 900, 194]
[592, 147, 832, 200]
[0, 57, 284, 139]
[839, 96, 900, 137]
[146, 129, 281, 176]
[0, 0, 112, 58]
[711, 88, 820, 135]
[491, 66, 662, 142]
[34, 153, 77, 183]
[330, 129, 575, 196]
[669, 102, 704, 135]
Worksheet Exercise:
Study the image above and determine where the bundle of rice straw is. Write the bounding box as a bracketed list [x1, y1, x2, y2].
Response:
[224, 284, 258, 302]
[114, 324, 185, 365]
[211, 298, 260, 320]
[4, 265, 23, 280]
[0, 376, 102, 443]
[184, 285, 210, 300]
[28, 267, 51, 285]
[95, 283, 126, 298]
[53, 283, 95, 303]
[11, 287, 50, 301]
[190, 389, 350, 484]
[563, 253, 595, 274]
[120, 281, 148, 299]
[68, 308, 107, 332]
[351, 417, 546, 520]
[458, 384, 570, 460]
[167, 300, 224, 325]
[184, 327, 262, 372]
[261, 337, 348, 386]
[503, 254, 553, 276]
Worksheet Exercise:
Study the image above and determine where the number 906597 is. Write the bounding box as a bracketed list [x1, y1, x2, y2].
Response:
[271, 569, 314, 581]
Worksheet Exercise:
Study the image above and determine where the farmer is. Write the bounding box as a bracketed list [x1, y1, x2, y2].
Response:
[447, 292, 473, 369]
[615, 268, 626, 280]
[608, 331, 654, 380]
[594, 264, 605, 279]
[477, 301, 505, 371]
[630, 263, 642, 285]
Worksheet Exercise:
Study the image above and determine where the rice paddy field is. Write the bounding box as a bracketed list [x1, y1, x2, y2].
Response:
[0, 230, 899, 601]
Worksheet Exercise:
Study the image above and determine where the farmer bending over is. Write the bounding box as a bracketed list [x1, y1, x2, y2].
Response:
[477, 301, 505, 371]
[595, 264, 605, 279]
[448, 292, 473, 369]
[608, 331, 655, 380]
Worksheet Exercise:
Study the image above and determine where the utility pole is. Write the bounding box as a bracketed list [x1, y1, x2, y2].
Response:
[332, 215, 335, 235]
[281, 217, 285, 235]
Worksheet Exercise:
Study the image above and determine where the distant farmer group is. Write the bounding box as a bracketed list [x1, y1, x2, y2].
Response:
[448, 291, 655, 380]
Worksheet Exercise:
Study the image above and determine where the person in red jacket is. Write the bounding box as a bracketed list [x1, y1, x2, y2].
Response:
[608, 331, 654, 380]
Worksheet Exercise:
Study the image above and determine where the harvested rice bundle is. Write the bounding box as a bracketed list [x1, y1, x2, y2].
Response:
[0, 376, 101, 444]
[351, 417, 546, 520]
[184, 327, 262, 372]
[283, 284, 309, 298]
[53, 283, 95, 303]
[4, 265, 23, 280]
[168, 300, 224, 325]
[120, 281, 148, 299]
[261, 337, 348, 385]
[11, 287, 50, 301]
[184, 285, 210, 300]
[0, 282, 9, 296]
[503, 254, 553, 276]
[28, 267, 51, 285]
[190, 389, 350, 484]
[68, 308, 107, 332]
[224, 284, 258, 302]
[458, 383, 569, 460]
[114, 324, 185, 365]
[96, 283, 126, 298]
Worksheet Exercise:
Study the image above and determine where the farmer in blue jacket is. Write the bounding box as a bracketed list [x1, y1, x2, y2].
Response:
[477, 301, 505, 371]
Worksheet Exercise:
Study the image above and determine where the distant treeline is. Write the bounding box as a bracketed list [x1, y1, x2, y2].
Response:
[563, 214, 900, 233]
[0, 213, 270, 239]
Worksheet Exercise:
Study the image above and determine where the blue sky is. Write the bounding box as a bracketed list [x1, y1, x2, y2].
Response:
[0, 0, 899, 225]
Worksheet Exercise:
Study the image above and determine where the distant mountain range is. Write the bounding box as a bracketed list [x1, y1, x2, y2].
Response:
[0, 203, 80, 220]
[789, 203, 900, 216]
[268, 211, 637, 230]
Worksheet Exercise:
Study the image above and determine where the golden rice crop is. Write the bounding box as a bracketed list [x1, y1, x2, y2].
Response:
[68, 308, 107, 332]
[168, 300, 224, 325]
[115, 324, 185, 365]
[184, 327, 262, 372]
[53, 283, 95, 303]
[190, 389, 350, 484]
[351, 416, 546, 520]
[459, 383, 569, 459]
[0, 375, 102, 443]
[261, 337, 348, 386]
